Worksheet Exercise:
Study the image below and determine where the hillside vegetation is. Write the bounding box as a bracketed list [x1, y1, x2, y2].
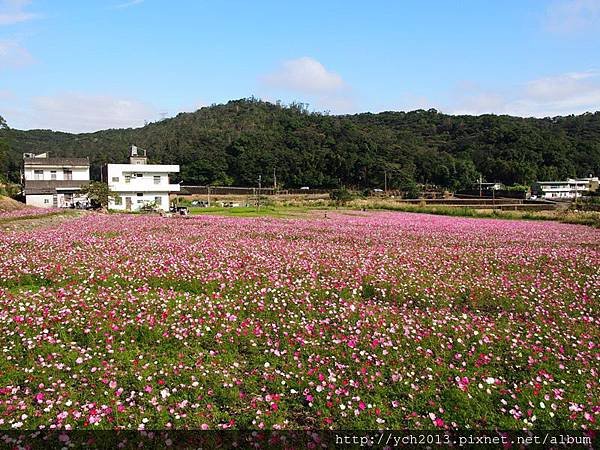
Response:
[1, 98, 599, 189]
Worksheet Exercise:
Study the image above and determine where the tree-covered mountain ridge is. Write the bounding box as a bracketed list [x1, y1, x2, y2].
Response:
[1, 98, 599, 190]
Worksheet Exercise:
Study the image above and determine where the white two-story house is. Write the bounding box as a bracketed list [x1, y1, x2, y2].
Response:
[532, 177, 599, 200]
[104, 146, 180, 211]
[23, 153, 90, 208]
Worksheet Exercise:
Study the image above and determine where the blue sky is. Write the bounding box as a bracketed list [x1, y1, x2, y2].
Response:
[1, 0, 600, 132]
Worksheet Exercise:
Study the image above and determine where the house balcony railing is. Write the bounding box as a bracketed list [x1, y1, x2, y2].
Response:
[109, 183, 181, 193]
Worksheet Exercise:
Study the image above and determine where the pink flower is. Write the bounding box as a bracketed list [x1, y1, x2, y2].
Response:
[456, 376, 470, 392]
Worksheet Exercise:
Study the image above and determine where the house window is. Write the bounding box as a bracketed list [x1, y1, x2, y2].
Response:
[50, 170, 57, 180]
[137, 193, 143, 197]
[135, 173, 143, 178]
[154, 196, 162, 205]
[114, 196, 122, 205]
[44, 198, 49, 204]
[64, 170, 73, 180]
[112, 177, 119, 182]
[124, 175, 131, 183]
[34, 169, 43, 180]
[153, 176, 161, 184]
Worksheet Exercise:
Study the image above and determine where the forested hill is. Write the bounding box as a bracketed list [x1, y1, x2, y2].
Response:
[1, 98, 600, 190]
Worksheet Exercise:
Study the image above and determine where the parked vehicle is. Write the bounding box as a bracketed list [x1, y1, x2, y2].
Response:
[170, 206, 189, 215]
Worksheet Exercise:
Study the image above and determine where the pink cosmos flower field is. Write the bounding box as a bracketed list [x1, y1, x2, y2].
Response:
[0, 207, 62, 221]
[0, 211, 598, 430]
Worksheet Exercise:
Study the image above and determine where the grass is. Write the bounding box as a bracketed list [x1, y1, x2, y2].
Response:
[187, 201, 600, 228]
[189, 205, 313, 218]
[357, 202, 600, 227]
[1, 210, 598, 433]
[0, 209, 79, 225]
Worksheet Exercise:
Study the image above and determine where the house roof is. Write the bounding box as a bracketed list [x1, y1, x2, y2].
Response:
[24, 180, 89, 195]
[534, 180, 588, 185]
[24, 157, 90, 167]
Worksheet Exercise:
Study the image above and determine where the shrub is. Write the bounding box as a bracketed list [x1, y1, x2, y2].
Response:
[330, 188, 354, 205]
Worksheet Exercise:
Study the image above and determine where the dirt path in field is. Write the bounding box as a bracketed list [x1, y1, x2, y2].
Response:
[0, 210, 90, 233]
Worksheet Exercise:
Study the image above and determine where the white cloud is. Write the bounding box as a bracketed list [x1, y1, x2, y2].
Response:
[113, 0, 144, 9]
[447, 71, 600, 117]
[262, 57, 345, 94]
[544, 0, 600, 34]
[260, 56, 355, 114]
[0, 39, 33, 69]
[0, 0, 38, 25]
[26, 92, 158, 132]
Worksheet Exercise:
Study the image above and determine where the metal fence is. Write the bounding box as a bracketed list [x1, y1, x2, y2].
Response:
[179, 186, 330, 196]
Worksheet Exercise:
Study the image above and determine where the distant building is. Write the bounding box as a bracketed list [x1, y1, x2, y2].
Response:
[532, 176, 599, 200]
[476, 182, 504, 191]
[104, 145, 180, 211]
[23, 153, 90, 208]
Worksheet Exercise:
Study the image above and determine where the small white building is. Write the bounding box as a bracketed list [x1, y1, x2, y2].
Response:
[532, 177, 599, 200]
[104, 146, 180, 211]
[23, 153, 90, 208]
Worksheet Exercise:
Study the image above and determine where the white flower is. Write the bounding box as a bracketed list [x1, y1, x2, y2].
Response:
[485, 377, 496, 384]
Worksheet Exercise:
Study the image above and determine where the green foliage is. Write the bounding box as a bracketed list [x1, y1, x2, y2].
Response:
[400, 180, 420, 199]
[80, 181, 119, 208]
[0, 115, 9, 183]
[330, 188, 354, 205]
[1, 100, 599, 188]
[505, 184, 529, 192]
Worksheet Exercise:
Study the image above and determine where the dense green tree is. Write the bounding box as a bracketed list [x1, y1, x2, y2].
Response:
[1, 99, 599, 189]
[0, 116, 8, 182]
[80, 181, 119, 208]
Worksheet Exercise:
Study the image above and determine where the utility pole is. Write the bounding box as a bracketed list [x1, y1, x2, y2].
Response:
[479, 174, 483, 198]
[257, 175, 262, 210]
[207, 185, 211, 207]
[273, 167, 277, 190]
[384, 170, 388, 193]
